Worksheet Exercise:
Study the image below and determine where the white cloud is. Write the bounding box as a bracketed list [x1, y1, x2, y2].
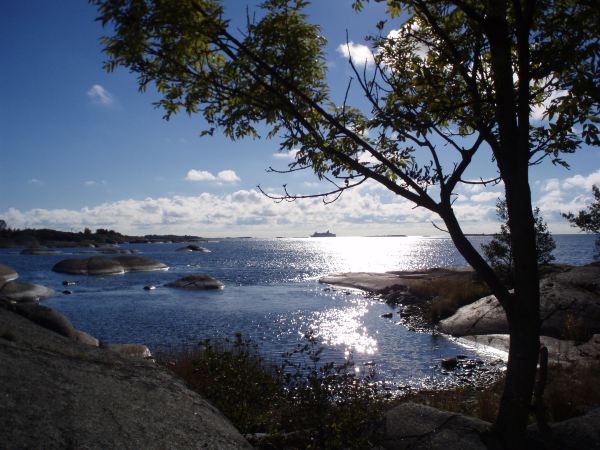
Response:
[563, 169, 600, 191]
[87, 84, 115, 106]
[337, 41, 374, 67]
[1, 187, 500, 237]
[185, 170, 216, 182]
[28, 178, 43, 185]
[272, 149, 298, 160]
[470, 191, 502, 203]
[216, 170, 241, 183]
[185, 169, 240, 183]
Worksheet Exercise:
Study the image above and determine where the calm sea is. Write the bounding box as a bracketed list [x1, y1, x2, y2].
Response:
[1, 234, 595, 387]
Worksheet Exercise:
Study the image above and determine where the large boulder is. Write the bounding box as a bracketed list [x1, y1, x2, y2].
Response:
[166, 275, 224, 290]
[0, 263, 18, 284]
[52, 256, 168, 275]
[440, 264, 600, 337]
[380, 402, 491, 450]
[546, 407, 600, 450]
[114, 255, 168, 272]
[0, 281, 55, 302]
[0, 307, 251, 449]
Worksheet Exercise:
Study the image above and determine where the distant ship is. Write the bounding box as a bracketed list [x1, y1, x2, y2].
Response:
[310, 230, 336, 237]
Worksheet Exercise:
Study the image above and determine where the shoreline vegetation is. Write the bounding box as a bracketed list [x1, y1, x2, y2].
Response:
[0, 227, 204, 248]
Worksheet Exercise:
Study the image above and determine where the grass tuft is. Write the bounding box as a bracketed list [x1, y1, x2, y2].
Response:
[409, 275, 491, 322]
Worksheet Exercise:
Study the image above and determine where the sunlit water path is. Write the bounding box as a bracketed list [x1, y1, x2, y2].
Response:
[1, 235, 595, 387]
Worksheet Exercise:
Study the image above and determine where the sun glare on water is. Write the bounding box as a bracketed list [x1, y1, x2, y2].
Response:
[309, 299, 378, 356]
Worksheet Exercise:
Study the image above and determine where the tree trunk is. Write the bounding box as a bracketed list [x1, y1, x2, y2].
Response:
[491, 177, 541, 447]
[441, 201, 539, 446]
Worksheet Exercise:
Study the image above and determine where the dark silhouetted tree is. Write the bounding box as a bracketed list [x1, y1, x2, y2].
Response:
[483, 198, 555, 273]
[93, 0, 599, 445]
[562, 185, 600, 258]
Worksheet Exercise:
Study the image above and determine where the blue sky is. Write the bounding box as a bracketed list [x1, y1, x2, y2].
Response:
[1, 1, 598, 237]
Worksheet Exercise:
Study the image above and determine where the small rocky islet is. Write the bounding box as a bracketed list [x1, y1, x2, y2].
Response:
[52, 255, 169, 275]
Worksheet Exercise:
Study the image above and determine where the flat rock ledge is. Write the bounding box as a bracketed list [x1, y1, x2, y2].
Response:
[166, 275, 224, 290]
[0, 306, 251, 449]
[52, 255, 168, 275]
[319, 268, 471, 292]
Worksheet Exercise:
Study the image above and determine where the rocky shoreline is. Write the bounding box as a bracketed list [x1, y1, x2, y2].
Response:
[320, 263, 600, 367]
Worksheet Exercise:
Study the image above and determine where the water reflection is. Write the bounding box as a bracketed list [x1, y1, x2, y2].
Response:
[309, 298, 378, 356]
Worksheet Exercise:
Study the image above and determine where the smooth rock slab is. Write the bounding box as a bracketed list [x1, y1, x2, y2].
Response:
[381, 402, 490, 450]
[0, 263, 18, 284]
[166, 275, 224, 290]
[0, 281, 55, 302]
[0, 307, 251, 449]
[52, 256, 168, 275]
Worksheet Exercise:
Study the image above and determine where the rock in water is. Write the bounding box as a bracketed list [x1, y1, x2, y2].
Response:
[52, 256, 168, 275]
[176, 244, 211, 253]
[0, 263, 18, 284]
[0, 281, 55, 302]
[166, 275, 224, 290]
[114, 255, 168, 272]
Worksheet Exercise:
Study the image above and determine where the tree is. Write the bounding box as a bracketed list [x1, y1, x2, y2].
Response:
[483, 198, 555, 272]
[93, 0, 599, 445]
[0, 219, 6, 231]
[562, 185, 600, 258]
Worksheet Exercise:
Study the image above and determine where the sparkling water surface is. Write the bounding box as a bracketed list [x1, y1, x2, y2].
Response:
[1, 234, 595, 387]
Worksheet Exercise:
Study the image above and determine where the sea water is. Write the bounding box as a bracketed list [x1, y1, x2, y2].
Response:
[1, 234, 595, 387]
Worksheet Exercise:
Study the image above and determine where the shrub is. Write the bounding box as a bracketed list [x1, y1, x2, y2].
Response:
[156, 332, 386, 449]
